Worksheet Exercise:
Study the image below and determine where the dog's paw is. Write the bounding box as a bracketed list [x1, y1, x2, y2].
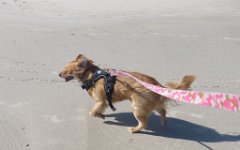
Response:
[128, 127, 140, 133]
[89, 111, 105, 119]
[161, 119, 167, 127]
[89, 111, 94, 117]
[97, 114, 105, 119]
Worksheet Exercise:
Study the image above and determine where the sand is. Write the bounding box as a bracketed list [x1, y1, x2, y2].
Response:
[0, 0, 240, 150]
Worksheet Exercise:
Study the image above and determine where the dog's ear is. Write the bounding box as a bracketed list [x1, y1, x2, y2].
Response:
[76, 54, 83, 60]
[76, 54, 94, 68]
[78, 57, 89, 68]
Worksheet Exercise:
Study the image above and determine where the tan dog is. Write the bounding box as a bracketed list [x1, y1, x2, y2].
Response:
[59, 54, 195, 133]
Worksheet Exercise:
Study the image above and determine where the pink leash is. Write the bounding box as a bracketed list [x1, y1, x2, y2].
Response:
[108, 69, 240, 112]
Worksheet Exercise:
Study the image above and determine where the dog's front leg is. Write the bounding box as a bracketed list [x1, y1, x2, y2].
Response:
[89, 102, 107, 119]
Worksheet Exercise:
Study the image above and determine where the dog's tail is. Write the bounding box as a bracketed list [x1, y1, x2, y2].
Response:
[166, 75, 196, 90]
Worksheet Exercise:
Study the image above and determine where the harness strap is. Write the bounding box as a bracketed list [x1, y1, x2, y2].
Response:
[106, 75, 116, 111]
[81, 69, 116, 111]
[81, 80, 94, 91]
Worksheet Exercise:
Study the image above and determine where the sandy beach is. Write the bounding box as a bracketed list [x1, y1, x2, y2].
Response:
[0, 0, 240, 150]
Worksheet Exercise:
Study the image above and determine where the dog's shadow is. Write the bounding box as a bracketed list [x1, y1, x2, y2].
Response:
[104, 112, 240, 143]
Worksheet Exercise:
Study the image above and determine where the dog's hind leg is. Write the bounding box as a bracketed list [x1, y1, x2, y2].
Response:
[129, 99, 151, 133]
[155, 107, 167, 127]
[155, 97, 167, 127]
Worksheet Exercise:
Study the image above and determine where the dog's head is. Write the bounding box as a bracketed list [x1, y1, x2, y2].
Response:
[59, 54, 93, 82]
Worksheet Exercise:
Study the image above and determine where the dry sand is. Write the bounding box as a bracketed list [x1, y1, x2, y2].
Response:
[0, 0, 240, 150]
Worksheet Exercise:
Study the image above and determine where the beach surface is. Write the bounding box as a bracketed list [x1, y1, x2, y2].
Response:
[0, 0, 240, 150]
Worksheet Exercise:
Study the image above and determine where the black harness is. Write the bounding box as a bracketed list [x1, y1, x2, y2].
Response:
[81, 69, 116, 111]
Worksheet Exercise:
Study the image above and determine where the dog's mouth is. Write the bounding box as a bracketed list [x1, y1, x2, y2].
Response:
[64, 76, 74, 82]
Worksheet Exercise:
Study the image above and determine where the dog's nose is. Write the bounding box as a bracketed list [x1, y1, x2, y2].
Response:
[59, 73, 62, 77]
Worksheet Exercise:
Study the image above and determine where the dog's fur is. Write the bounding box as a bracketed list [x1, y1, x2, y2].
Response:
[59, 54, 195, 133]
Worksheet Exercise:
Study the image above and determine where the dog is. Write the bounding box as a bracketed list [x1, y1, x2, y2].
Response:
[59, 54, 195, 133]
